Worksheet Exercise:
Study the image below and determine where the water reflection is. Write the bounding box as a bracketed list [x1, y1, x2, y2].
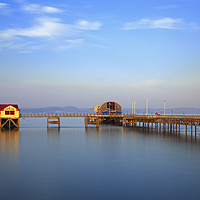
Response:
[46, 128, 60, 150]
[129, 126, 200, 145]
[84, 126, 200, 145]
[47, 127, 60, 135]
[0, 129, 19, 158]
[85, 127, 99, 134]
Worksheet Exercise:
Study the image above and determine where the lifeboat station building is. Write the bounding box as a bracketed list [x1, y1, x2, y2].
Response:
[94, 101, 122, 115]
[85, 101, 123, 127]
[0, 104, 20, 128]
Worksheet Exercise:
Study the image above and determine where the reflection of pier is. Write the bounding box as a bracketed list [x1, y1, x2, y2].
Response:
[20, 113, 200, 135]
[85, 125, 200, 145]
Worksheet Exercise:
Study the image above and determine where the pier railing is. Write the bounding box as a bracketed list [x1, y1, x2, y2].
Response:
[20, 113, 200, 120]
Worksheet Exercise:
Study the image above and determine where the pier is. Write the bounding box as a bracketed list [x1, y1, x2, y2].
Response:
[0, 103, 200, 136]
[19, 113, 200, 135]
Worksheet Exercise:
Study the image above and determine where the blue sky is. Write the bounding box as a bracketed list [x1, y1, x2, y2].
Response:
[0, 0, 200, 109]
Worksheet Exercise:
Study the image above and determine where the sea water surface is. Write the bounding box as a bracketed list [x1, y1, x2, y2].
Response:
[0, 118, 200, 200]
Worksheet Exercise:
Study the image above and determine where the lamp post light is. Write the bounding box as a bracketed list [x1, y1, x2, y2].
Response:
[146, 98, 148, 116]
[164, 100, 166, 115]
[132, 101, 133, 114]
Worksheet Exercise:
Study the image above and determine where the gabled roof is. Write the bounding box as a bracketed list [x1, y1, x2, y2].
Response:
[0, 104, 20, 111]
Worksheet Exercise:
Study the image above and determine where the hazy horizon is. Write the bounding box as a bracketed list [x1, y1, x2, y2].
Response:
[20, 105, 200, 109]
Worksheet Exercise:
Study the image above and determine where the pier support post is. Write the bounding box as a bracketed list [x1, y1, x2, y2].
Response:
[47, 117, 60, 128]
[170, 121, 172, 133]
[0, 118, 19, 129]
[9, 119, 11, 129]
[195, 122, 197, 137]
[186, 124, 187, 135]
[85, 116, 100, 128]
[96, 117, 100, 128]
[85, 117, 88, 128]
[168, 121, 169, 132]
[123, 117, 127, 127]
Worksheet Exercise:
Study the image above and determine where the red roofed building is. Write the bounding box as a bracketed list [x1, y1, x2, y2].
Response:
[0, 104, 20, 128]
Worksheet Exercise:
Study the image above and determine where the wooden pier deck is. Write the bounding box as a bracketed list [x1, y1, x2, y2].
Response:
[19, 113, 200, 135]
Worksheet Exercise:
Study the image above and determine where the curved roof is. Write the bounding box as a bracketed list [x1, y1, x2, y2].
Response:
[94, 102, 105, 113]
[94, 101, 121, 113]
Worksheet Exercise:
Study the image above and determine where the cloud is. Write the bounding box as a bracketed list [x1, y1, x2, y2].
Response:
[0, 2, 8, 9]
[0, 40, 43, 53]
[0, 18, 102, 40]
[138, 80, 166, 87]
[0, 2, 10, 14]
[0, 1, 103, 52]
[75, 20, 102, 30]
[0, 17, 102, 52]
[155, 5, 178, 9]
[22, 4, 62, 14]
[0, 17, 71, 39]
[123, 17, 199, 30]
[59, 39, 84, 50]
[123, 18, 184, 30]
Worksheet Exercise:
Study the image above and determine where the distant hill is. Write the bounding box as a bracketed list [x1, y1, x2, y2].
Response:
[21, 106, 200, 115]
[20, 106, 94, 113]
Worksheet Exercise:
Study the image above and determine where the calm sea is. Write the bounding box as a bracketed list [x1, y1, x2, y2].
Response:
[0, 118, 200, 200]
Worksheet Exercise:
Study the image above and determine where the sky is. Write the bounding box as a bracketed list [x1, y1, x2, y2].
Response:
[0, 0, 200, 109]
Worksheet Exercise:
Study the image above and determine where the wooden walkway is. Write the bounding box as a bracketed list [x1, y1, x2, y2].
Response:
[21, 113, 96, 118]
[20, 113, 200, 119]
[20, 113, 200, 135]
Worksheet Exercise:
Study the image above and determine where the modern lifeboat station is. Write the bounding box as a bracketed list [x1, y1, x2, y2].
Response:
[0, 102, 200, 135]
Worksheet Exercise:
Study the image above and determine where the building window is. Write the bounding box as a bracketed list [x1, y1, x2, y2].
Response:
[5, 111, 15, 115]
[10, 111, 15, 115]
[5, 111, 9, 115]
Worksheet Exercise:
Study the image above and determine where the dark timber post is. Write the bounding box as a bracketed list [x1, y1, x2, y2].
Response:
[123, 117, 127, 127]
[186, 123, 187, 135]
[168, 120, 169, 132]
[96, 117, 99, 128]
[195, 121, 197, 137]
[85, 117, 88, 128]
